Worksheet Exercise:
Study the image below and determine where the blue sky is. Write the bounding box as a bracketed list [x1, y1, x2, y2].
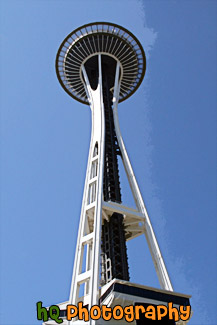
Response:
[0, 1, 216, 324]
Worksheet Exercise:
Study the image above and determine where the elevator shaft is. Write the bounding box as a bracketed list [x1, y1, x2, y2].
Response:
[101, 59, 129, 284]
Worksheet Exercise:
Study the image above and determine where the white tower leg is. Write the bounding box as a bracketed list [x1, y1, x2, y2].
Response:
[112, 62, 173, 291]
[68, 55, 105, 323]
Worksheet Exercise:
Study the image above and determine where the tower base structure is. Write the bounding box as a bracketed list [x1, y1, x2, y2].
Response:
[43, 279, 191, 324]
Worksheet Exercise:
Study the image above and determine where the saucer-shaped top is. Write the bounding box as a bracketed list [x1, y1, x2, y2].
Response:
[56, 22, 146, 105]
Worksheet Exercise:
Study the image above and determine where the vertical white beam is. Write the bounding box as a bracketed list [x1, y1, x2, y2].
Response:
[68, 55, 105, 324]
[88, 54, 105, 311]
[113, 63, 173, 292]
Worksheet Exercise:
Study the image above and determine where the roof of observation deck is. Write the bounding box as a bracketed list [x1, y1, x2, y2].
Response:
[56, 22, 146, 105]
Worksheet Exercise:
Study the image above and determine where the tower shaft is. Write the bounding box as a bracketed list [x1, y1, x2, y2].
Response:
[67, 55, 173, 315]
[102, 72, 121, 204]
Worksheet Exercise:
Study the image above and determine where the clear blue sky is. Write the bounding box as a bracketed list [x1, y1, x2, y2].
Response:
[0, 1, 216, 324]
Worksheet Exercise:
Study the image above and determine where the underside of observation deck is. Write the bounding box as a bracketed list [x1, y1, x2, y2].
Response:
[56, 22, 146, 104]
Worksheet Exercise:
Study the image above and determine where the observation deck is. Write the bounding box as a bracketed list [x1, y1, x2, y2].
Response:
[56, 22, 146, 104]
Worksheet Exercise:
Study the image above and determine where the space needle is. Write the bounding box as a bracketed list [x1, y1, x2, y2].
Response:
[44, 22, 191, 325]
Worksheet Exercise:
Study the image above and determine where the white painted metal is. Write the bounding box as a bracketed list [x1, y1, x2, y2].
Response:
[112, 63, 173, 292]
[68, 54, 105, 324]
